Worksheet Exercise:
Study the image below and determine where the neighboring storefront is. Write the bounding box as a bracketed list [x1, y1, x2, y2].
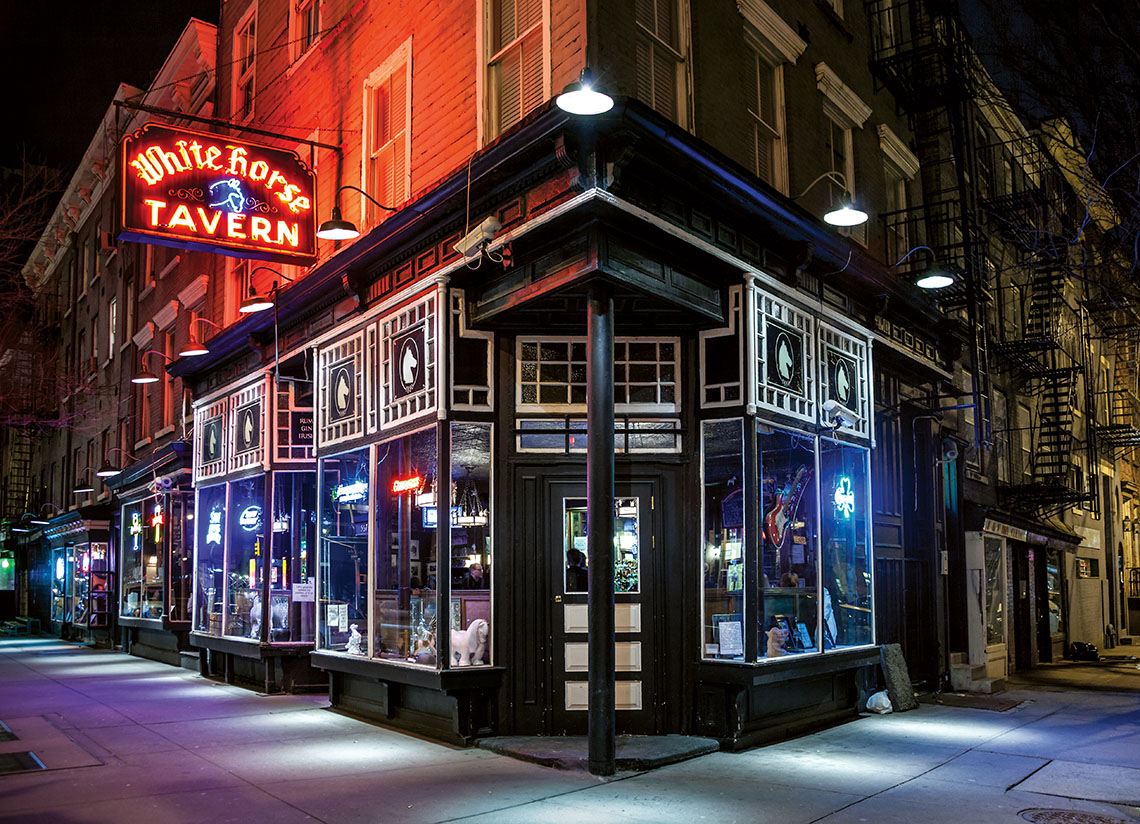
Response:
[189, 368, 320, 692]
[42, 508, 112, 644]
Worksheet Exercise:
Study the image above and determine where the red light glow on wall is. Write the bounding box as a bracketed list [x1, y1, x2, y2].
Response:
[120, 123, 316, 263]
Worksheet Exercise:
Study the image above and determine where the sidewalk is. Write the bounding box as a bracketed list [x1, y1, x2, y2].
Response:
[2, 636, 1139, 823]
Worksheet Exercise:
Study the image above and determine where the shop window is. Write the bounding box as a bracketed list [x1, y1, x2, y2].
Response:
[759, 425, 818, 659]
[486, 0, 547, 140]
[73, 543, 110, 628]
[635, 0, 686, 125]
[270, 473, 317, 643]
[233, 5, 257, 121]
[121, 500, 164, 619]
[450, 422, 492, 664]
[226, 476, 266, 638]
[319, 449, 371, 654]
[517, 338, 679, 414]
[515, 418, 680, 454]
[819, 439, 872, 650]
[1046, 549, 1064, 635]
[194, 484, 226, 634]
[168, 494, 193, 623]
[373, 428, 438, 664]
[362, 42, 410, 228]
[702, 419, 745, 660]
[51, 548, 73, 624]
[984, 537, 1005, 645]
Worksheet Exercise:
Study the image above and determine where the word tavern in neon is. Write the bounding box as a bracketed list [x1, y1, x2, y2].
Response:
[120, 123, 317, 263]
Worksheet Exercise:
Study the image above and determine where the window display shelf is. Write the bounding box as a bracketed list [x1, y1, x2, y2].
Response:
[696, 644, 879, 683]
[311, 649, 504, 690]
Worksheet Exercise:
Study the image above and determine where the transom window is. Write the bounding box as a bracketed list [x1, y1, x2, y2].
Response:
[517, 338, 679, 413]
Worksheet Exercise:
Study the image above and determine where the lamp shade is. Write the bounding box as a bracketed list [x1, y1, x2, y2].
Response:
[916, 271, 956, 289]
[95, 463, 120, 478]
[316, 206, 361, 240]
[130, 368, 160, 384]
[238, 292, 274, 314]
[73, 483, 95, 494]
[556, 69, 614, 116]
[823, 202, 869, 227]
[178, 336, 210, 357]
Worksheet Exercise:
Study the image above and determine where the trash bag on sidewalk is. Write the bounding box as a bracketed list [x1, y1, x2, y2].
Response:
[865, 690, 893, 714]
[1068, 641, 1099, 661]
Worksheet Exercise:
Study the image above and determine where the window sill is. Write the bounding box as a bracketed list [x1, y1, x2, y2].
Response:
[134, 436, 153, 451]
[696, 645, 880, 685]
[155, 425, 177, 439]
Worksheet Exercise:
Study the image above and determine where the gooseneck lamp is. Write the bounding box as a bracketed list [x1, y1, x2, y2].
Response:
[95, 447, 141, 479]
[891, 245, 956, 290]
[317, 185, 399, 241]
[556, 67, 614, 116]
[178, 317, 223, 357]
[131, 349, 174, 384]
[795, 171, 869, 227]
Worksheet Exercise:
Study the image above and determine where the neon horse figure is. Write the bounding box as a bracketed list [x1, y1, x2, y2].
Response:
[208, 178, 247, 212]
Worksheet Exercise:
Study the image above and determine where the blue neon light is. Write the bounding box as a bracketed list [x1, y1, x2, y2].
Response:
[208, 178, 247, 212]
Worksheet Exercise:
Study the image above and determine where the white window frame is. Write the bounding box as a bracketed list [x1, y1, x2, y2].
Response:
[480, 0, 551, 144]
[107, 298, 116, 362]
[361, 38, 412, 229]
[233, 3, 258, 122]
[815, 63, 871, 245]
[289, 0, 321, 64]
[635, 0, 691, 128]
[744, 34, 787, 193]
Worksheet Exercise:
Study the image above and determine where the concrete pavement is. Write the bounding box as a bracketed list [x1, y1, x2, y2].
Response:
[2, 636, 1139, 823]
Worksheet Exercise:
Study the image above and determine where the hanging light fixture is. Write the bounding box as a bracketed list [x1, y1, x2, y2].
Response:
[416, 473, 437, 508]
[237, 267, 295, 314]
[556, 67, 614, 116]
[317, 185, 399, 241]
[891, 245, 957, 290]
[178, 317, 222, 357]
[454, 469, 488, 527]
[795, 171, 868, 227]
[131, 349, 173, 384]
[72, 466, 97, 495]
[29, 503, 63, 526]
[95, 447, 140, 478]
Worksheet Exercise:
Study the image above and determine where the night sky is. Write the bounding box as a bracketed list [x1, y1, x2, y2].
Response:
[1, 1, 219, 176]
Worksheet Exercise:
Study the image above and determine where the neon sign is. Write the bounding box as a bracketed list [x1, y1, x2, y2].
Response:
[333, 481, 368, 504]
[239, 506, 263, 532]
[206, 509, 223, 545]
[151, 503, 164, 542]
[128, 511, 143, 537]
[834, 476, 856, 519]
[119, 124, 316, 263]
[392, 475, 423, 494]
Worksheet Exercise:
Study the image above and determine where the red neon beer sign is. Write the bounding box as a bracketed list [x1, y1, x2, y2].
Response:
[120, 124, 316, 263]
[392, 475, 423, 494]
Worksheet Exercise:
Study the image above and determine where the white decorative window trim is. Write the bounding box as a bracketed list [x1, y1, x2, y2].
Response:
[228, 379, 267, 474]
[817, 321, 871, 441]
[815, 62, 871, 129]
[756, 286, 816, 423]
[177, 275, 209, 309]
[700, 285, 744, 409]
[361, 37, 413, 225]
[451, 289, 494, 412]
[153, 300, 180, 332]
[317, 327, 367, 449]
[878, 124, 920, 180]
[132, 321, 155, 349]
[380, 290, 438, 429]
[193, 397, 228, 482]
[737, 0, 806, 63]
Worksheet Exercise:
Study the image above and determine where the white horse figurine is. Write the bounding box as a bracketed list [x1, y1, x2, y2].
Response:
[450, 618, 489, 666]
[765, 626, 789, 658]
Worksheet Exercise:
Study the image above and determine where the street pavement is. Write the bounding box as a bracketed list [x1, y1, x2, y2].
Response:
[2, 636, 1139, 823]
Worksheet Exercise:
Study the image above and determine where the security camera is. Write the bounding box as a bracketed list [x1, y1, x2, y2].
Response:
[822, 399, 858, 429]
[453, 216, 502, 258]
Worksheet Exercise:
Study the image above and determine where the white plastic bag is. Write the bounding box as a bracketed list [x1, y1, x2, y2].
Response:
[866, 690, 893, 714]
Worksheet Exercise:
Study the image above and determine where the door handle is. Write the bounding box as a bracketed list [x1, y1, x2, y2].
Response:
[554, 595, 562, 603]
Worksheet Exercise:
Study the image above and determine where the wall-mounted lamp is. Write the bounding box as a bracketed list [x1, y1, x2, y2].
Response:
[29, 503, 64, 526]
[795, 171, 868, 227]
[9, 513, 36, 533]
[316, 185, 398, 241]
[556, 67, 614, 116]
[95, 447, 140, 478]
[237, 267, 294, 316]
[178, 317, 223, 358]
[891, 245, 956, 290]
[73, 466, 97, 495]
[131, 349, 173, 384]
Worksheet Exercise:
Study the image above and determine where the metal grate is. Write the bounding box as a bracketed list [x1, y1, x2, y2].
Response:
[0, 751, 44, 774]
[0, 721, 16, 742]
[1019, 810, 1131, 824]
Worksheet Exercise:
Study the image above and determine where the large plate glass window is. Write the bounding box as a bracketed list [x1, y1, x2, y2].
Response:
[226, 477, 266, 638]
[168, 493, 194, 623]
[271, 473, 318, 643]
[702, 419, 745, 661]
[121, 499, 163, 619]
[195, 484, 227, 635]
[984, 537, 1005, 645]
[319, 449, 370, 654]
[820, 439, 872, 650]
[451, 422, 492, 665]
[373, 427, 437, 665]
[758, 425, 818, 659]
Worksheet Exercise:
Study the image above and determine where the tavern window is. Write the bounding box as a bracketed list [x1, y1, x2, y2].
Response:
[486, 0, 547, 140]
[233, 5, 257, 121]
[363, 40, 411, 227]
[635, 0, 687, 125]
[290, 0, 320, 62]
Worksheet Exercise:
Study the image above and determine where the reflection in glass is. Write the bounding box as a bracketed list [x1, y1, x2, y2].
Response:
[195, 484, 226, 635]
[121, 506, 144, 617]
[226, 477, 266, 638]
[820, 439, 872, 649]
[702, 419, 745, 660]
[72, 543, 91, 626]
[374, 428, 438, 665]
[1046, 549, 1064, 635]
[319, 449, 369, 654]
[759, 425, 818, 659]
[984, 538, 1005, 645]
[51, 547, 73, 624]
[168, 494, 193, 623]
[271, 472, 317, 642]
[562, 498, 640, 594]
[451, 423, 492, 666]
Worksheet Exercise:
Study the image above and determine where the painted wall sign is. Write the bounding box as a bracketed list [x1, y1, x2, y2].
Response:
[392, 323, 426, 400]
[766, 320, 804, 395]
[201, 416, 223, 464]
[235, 401, 261, 453]
[827, 350, 857, 409]
[290, 411, 314, 445]
[119, 123, 316, 263]
[328, 361, 356, 423]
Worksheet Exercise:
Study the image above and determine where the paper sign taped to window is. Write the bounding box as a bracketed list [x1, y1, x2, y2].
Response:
[292, 582, 315, 602]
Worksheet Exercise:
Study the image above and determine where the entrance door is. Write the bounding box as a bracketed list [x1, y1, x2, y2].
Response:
[1013, 545, 1033, 671]
[548, 478, 658, 735]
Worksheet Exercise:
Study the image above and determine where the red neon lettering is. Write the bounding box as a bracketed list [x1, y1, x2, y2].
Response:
[392, 476, 422, 494]
[168, 204, 196, 231]
[249, 160, 269, 181]
[250, 217, 272, 243]
[196, 207, 222, 234]
[227, 212, 246, 239]
[225, 145, 248, 177]
[144, 199, 166, 225]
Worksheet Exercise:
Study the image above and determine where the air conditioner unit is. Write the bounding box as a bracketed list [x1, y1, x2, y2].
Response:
[99, 232, 117, 258]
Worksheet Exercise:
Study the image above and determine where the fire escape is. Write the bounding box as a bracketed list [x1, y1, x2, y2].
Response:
[869, 0, 992, 454]
[1087, 295, 1140, 456]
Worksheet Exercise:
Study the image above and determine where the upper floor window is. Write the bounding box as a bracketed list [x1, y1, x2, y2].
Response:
[747, 41, 784, 191]
[234, 5, 257, 121]
[815, 63, 871, 244]
[635, 0, 686, 125]
[878, 123, 919, 265]
[362, 40, 411, 228]
[108, 297, 117, 359]
[290, 0, 320, 61]
[486, 0, 547, 140]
